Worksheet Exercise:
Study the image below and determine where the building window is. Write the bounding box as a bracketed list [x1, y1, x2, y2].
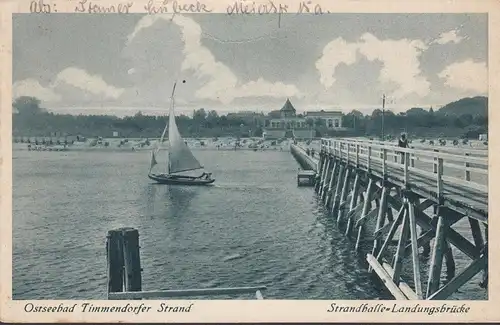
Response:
[328, 119, 333, 128]
[334, 119, 339, 128]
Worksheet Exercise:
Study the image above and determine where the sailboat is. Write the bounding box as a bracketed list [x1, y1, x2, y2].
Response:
[148, 82, 215, 185]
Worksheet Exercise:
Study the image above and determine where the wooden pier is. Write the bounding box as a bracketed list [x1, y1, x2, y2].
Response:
[291, 138, 488, 300]
[106, 227, 266, 300]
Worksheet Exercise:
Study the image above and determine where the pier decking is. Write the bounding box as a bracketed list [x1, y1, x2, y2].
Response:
[290, 138, 488, 300]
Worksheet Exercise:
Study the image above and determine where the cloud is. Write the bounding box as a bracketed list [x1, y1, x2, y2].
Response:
[432, 29, 465, 45]
[127, 15, 164, 45]
[13, 79, 62, 102]
[315, 37, 359, 89]
[357, 33, 430, 98]
[231, 78, 302, 99]
[316, 33, 430, 100]
[13, 67, 126, 104]
[52, 67, 125, 99]
[438, 59, 487, 93]
[127, 14, 302, 104]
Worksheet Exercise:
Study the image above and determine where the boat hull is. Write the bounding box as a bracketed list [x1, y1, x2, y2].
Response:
[148, 173, 215, 185]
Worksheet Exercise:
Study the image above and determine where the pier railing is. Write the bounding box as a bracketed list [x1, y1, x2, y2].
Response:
[320, 138, 488, 197]
[106, 228, 266, 300]
[334, 137, 488, 157]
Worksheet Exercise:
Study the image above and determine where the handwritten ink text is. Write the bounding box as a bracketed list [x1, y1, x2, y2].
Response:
[298, 1, 329, 15]
[144, 0, 212, 14]
[74, 0, 134, 13]
[30, 0, 55, 13]
[226, 0, 288, 15]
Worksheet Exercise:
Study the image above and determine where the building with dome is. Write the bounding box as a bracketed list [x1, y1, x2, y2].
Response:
[262, 98, 344, 139]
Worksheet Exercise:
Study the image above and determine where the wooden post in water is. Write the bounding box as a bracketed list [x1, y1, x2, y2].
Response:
[336, 167, 351, 226]
[407, 199, 423, 299]
[392, 206, 409, 283]
[107, 229, 125, 295]
[355, 178, 374, 252]
[426, 210, 446, 298]
[122, 228, 142, 292]
[369, 185, 388, 270]
[107, 227, 142, 298]
[316, 154, 327, 193]
[345, 173, 361, 237]
[331, 165, 345, 216]
[319, 158, 331, 198]
[323, 159, 338, 204]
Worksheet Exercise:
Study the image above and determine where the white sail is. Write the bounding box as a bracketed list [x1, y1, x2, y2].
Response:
[167, 83, 203, 174]
[149, 149, 158, 174]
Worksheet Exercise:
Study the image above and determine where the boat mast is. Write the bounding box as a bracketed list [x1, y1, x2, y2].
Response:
[167, 81, 177, 175]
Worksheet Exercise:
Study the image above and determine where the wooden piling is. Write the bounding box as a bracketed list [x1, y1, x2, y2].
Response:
[337, 167, 351, 225]
[122, 228, 142, 292]
[330, 165, 345, 215]
[444, 241, 456, 281]
[372, 186, 389, 257]
[407, 200, 423, 299]
[107, 227, 142, 298]
[319, 158, 331, 198]
[323, 160, 338, 203]
[315, 155, 327, 192]
[392, 208, 410, 283]
[355, 178, 374, 252]
[376, 205, 405, 262]
[310, 137, 489, 301]
[426, 213, 446, 297]
[468, 217, 486, 287]
[345, 174, 361, 236]
[107, 229, 125, 295]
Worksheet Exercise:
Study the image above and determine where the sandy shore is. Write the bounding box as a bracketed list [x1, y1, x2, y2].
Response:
[13, 137, 294, 152]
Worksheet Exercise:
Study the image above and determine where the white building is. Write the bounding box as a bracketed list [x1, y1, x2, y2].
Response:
[263, 99, 313, 139]
[305, 110, 343, 129]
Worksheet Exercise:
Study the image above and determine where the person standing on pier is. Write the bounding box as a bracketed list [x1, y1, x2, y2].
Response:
[398, 132, 409, 163]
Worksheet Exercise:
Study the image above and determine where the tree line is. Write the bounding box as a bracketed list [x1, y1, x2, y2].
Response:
[12, 96, 488, 139]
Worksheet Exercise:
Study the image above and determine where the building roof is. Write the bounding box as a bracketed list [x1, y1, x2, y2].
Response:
[306, 109, 342, 116]
[280, 98, 296, 112]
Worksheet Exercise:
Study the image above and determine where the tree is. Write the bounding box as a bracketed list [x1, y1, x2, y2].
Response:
[13, 96, 45, 115]
[206, 110, 219, 128]
[193, 108, 207, 124]
[11, 95, 489, 139]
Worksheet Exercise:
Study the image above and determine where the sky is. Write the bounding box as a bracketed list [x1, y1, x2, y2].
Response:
[12, 13, 488, 116]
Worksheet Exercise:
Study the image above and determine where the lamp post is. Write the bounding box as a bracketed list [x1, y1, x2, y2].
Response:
[381, 94, 385, 141]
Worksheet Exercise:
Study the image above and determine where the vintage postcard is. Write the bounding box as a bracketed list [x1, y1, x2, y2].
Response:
[0, 0, 499, 322]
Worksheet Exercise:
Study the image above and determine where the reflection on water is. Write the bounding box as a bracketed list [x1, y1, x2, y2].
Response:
[12, 149, 485, 300]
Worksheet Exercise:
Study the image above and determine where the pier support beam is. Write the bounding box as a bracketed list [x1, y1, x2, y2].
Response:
[300, 139, 489, 301]
[337, 167, 352, 226]
[330, 165, 345, 217]
[345, 173, 361, 237]
[318, 157, 331, 198]
[323, 159, 338, 203]
[355, 178, 376, 252]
